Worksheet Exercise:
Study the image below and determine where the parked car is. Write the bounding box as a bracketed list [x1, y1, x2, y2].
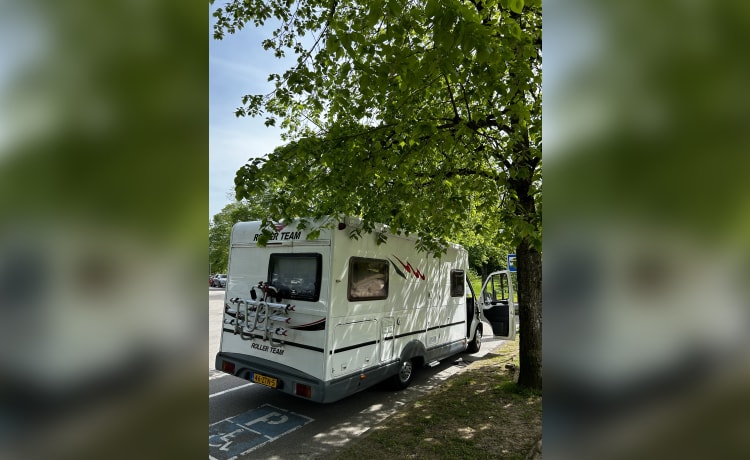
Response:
[211, 274, 227, 288]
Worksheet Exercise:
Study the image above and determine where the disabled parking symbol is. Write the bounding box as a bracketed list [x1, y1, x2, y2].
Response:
[209, 420, 265, 459]
[209, 404, 313, 460]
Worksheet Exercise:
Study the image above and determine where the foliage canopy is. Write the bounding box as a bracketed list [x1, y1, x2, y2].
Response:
[211, 0, 541, 255]
[209, 200, 268, 274]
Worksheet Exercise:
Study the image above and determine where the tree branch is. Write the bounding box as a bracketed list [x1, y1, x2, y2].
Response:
[458, 81, 473, 123]
[436, 114, 512, 135]
[443, 73, 460, 122]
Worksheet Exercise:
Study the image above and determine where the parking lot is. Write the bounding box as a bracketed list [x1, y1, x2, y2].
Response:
[208, 287, 511, 459]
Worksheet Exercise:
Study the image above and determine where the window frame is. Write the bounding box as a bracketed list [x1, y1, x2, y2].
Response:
[347, 257, 390, 301]
[450, 269, 465, 297]
[267, 252, 322, 302]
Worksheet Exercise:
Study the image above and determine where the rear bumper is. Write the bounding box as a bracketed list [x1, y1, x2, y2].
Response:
[215, 352, 399, 403]
[216, 351, 325, 401]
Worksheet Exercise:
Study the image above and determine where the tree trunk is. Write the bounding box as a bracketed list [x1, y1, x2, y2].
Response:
[508, 122, 542, 390]
[516, 237, 542, 390]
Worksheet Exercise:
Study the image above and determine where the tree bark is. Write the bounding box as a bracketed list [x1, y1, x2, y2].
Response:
[516, 237, 542, 390]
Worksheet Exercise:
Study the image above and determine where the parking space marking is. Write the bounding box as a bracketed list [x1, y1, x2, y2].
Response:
[209, 404, 314, 460]
[209, 382, 254, 399]
[209, 370, 228, 380]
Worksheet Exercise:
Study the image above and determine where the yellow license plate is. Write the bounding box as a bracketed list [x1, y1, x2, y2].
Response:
[252, 373, 278, 388]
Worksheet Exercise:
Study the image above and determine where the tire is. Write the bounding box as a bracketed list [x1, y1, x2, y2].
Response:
[467, 327, 482, 354]
[390, 358, 415, 390]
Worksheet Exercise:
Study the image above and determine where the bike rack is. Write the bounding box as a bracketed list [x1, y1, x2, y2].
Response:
[228, 282, 295, 348]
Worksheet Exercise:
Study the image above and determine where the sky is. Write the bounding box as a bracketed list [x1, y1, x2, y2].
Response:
[208, 12, 290, 221]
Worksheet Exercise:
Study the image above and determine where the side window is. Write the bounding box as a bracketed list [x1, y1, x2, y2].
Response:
[450, 269, 465, 297]
[499, 273, 510, 301]
[483, 272, 510, 303]
[268, 253, 322, 301]
[348, 257, 389, 301]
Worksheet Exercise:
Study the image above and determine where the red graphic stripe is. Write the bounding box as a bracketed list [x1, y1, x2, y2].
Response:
[392, 255, 426, 280]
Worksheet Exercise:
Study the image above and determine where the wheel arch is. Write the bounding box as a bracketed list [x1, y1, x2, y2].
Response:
[399, 340, 426, 367]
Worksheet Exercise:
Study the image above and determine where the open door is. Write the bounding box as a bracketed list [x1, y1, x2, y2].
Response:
[479, 270, 516, 340]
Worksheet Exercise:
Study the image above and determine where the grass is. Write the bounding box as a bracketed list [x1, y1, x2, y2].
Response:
[332, 337, 541, 459]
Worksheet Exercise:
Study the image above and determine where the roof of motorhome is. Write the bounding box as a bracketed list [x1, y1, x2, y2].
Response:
[231, 217, 464, 250]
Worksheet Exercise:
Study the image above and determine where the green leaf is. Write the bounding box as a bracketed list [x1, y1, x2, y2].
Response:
[509, 0, 525, 14]
[506, 18, 522, 39]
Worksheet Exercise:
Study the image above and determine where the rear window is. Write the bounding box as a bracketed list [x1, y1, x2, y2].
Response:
[267, 253, 322, 302]
[348, 257, 389, 301]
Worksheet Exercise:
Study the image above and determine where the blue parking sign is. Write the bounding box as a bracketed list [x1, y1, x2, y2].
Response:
[507, 254, 517, 272]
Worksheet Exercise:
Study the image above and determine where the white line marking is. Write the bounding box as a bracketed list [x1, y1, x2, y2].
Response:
[209, 371, 228, 380]
[209, 382, 254, 399]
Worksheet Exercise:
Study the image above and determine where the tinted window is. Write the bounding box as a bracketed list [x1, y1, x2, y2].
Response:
[268, 253, 322, 301]
[348, 257, 389, 301]
[450, 269, 465, 297]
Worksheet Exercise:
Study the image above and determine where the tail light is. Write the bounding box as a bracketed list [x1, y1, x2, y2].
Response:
[221, 361, 235, 374]
[295, 383, 312, 398]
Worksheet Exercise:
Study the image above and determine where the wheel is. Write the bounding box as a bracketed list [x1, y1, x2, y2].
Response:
[467, 327, 482, 353]
[390, 358, 414, 390]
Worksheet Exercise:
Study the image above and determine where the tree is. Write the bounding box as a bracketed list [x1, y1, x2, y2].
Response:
[212, 0, 541, 389]
[468, 241, 509, 281]
[209, 200, 268, 274]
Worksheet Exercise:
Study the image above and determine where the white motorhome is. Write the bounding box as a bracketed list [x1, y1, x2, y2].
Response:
[215, 217, 516, 403]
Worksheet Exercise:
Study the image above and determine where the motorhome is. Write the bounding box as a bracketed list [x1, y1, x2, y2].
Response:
[215, 217, 516, 403]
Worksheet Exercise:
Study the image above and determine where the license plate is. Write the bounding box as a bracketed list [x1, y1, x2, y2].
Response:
[252, 373, 278, 388]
